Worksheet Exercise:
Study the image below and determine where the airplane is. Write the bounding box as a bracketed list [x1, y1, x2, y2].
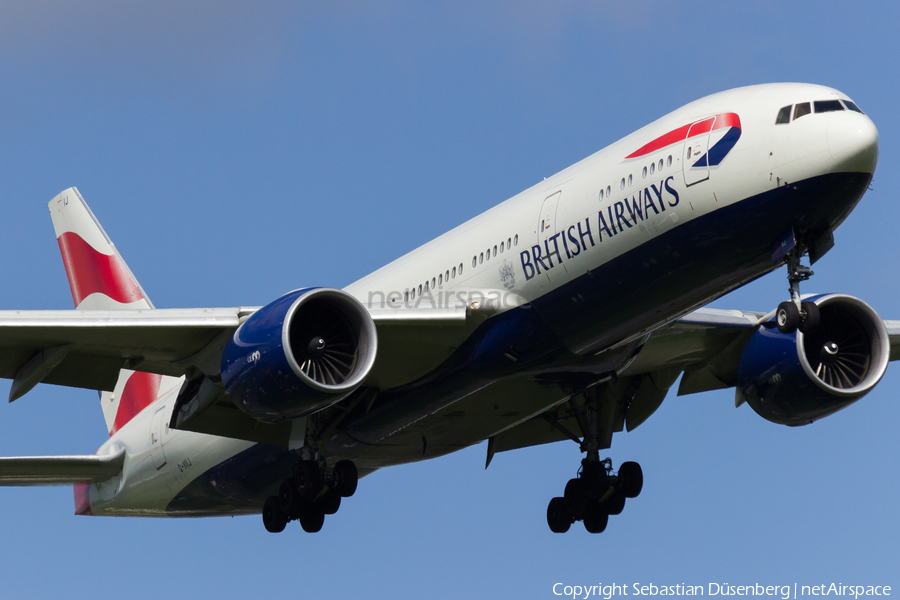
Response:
[0, 82, 892, 535]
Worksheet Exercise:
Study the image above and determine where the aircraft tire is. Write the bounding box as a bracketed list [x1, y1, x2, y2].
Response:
[547, 497, 572, 533]
[601, 490, 626, 516]
[776, 301, 800, 334]
[299, 505, 326, 533]
[581, 462, 610, 499]
[619, 461, 643, 498]
[279, 477, 303, 517]
[564, 478, 589, 518]
[263, 496, 287, 533]
[295, 460, 322, 499]
[320, 490, 342, 515]
[800, 301, 820, 334]
[583, 504, 609, 534]
[333, 460, 358, 498]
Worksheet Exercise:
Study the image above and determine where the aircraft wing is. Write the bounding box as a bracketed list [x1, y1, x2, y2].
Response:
[0, 448, 124, 485]
[0, 303, 470, 402]
[0, 308, 249, 400]
[1, 301, 897, 453]
[485, 307, 769, 462]
[489, 308, 900, 463]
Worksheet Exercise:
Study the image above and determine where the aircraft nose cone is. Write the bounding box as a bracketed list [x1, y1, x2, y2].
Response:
[827, 112, 879, 173]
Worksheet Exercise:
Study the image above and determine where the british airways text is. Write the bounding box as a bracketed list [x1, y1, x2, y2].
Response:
[521, 175, 680, 281]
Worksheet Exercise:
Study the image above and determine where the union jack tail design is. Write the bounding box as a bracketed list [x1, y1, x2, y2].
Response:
[49, 188, 173, 438]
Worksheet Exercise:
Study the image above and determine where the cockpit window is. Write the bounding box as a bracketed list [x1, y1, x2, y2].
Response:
[793, 102, 811, 120]
[814, 100, 844, 113]
[775, 105, 792, 124]
[843, 100, 864, 114]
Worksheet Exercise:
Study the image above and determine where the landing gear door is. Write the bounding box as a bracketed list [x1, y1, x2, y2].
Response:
[683, 116, 715, 187]
[150, 405, 168, 470]
[538, 191, 562, 242]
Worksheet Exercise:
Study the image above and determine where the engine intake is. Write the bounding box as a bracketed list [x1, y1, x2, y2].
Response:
[736, 294, 889, 425]
[221, 288, 377, 423]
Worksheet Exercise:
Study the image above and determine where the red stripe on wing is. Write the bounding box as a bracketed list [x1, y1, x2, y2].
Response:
[110, 371, 162, 435]
[57, 232, 143, 306]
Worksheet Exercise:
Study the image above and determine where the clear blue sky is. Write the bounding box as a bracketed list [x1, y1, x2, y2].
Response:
[0, 2, 898, 598]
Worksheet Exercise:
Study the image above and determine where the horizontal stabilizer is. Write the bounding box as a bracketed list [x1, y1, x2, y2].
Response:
[0, 449, 124, 486]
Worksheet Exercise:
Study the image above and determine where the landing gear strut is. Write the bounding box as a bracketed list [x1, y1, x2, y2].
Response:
[775, 246, 820, 335]
[262, 457, 359, 534]
[544, 386, 643, 534]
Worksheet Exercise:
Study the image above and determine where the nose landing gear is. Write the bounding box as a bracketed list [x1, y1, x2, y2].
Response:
[775, 247, 820, 335]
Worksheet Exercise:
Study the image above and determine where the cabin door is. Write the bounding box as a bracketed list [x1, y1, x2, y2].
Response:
[683, 116, 715, 186]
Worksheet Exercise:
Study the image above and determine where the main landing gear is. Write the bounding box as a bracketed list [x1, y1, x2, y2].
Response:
[775, 246, 819, 335]
[543, 386, 643, 534]
[547, 458, 643, 534]
[262, 458, 358, 533]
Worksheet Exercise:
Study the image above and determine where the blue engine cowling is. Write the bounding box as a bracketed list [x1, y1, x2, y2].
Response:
[220, 288, 377, 423]
[736, 294, 889, 425]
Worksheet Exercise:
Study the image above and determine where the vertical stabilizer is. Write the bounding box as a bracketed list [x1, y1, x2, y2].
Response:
[49, 188, 177, 437]
[49, 188, 153, 311]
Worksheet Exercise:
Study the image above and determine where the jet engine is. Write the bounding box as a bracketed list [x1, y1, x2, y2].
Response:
[736, 294, 889, 425]
[221, 288, 377, 423]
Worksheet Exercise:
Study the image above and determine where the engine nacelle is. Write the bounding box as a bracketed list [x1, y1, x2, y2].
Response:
[736, 294, 889, 425]
[221, 288, 377, 423]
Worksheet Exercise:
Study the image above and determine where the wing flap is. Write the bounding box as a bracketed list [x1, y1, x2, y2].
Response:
[0, 449, 124, 486]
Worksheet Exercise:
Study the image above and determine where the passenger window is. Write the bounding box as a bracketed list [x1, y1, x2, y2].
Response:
[776, 105, 792, 124]
[599, 188, 604, 200]
[508, 237, 512, 248]
[452, 267, 456, 278]
[439, 273, 443, 285]
[658, 159, 663, 171]
[620, 178, 625, 190]
[418, 284, 423, 295]
[843, 100, 864, 114]
[814, 100, 844, 113]
[642, 166, 647, 179]
[411, 288, 416, 300]
[500, 241, 504, 253]
[432, 277, 436, 289]
[493, 245, 497, 257]
[793, 102, 811, 120]
[667, 155, 672, 167]
[446, 270, 450, 281]
[514, 234, 518, 246]
[459, 263, 463, 274]
[479, 252, 483, 264]
[627, 174, 632, 186]
[485, 248, 491, 261]
[649, 162, 655, 175]
[405, 291, 409, 302]
[472, 257, 477, 268]
[606, 185, 611, 197]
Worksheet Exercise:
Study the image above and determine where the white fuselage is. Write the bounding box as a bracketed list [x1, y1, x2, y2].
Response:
[84, 83, 878, 516]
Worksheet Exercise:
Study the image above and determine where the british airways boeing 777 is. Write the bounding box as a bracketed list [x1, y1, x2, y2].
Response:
[0, 82, 890, 535]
